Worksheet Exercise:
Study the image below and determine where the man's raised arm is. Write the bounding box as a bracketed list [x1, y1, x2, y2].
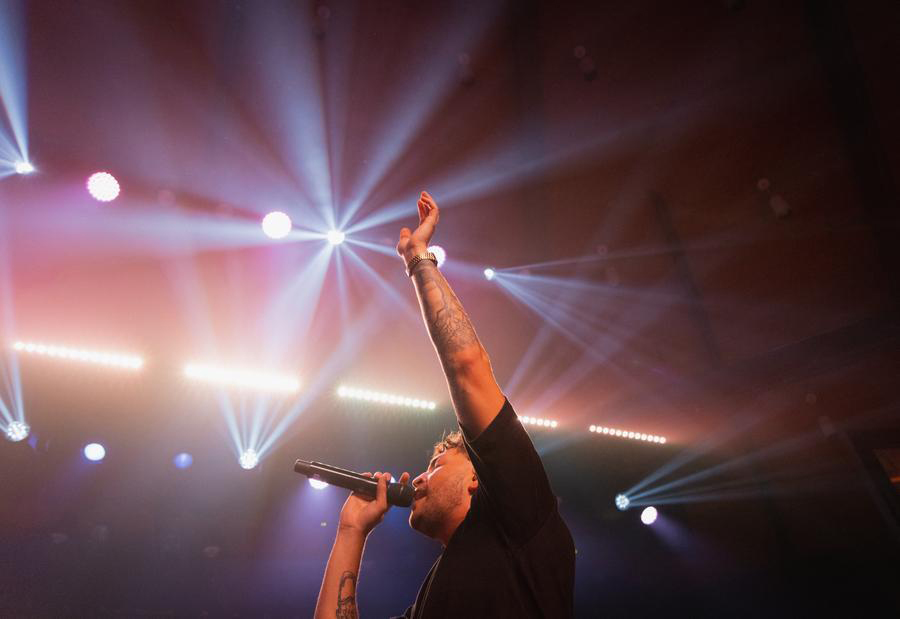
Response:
[396, 192, 505, 437]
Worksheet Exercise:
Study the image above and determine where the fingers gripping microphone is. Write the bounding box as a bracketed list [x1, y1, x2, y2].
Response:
[293, 460, 415, 507]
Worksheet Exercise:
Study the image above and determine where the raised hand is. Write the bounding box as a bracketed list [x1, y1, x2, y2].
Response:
[397, 191, 440, 263]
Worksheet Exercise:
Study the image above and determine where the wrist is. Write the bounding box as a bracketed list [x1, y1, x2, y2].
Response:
[402, 244, 429, 263]
[337, 523, 370, 540]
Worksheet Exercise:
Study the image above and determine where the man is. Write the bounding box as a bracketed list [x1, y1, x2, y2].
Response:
[314, 192, 575, 618]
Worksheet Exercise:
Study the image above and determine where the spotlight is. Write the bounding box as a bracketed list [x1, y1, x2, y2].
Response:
[173, 453, 193, 469]
[484, 268, 495, 281]
[239, 449, 259, 470]
[428, 245, 447, 267]
[84, 443, 106, 462]
[5, 421, 29, 442]
[615, 494, 630, 511]
[641, 506, 658, 525]
[309, 478, 329, 490]
[184, 362, 300, 393]
[86, 172, 121, 202]
[262, 211, 292, 239]
[326, 229, 346, 245]
[14, 161, 34, 175]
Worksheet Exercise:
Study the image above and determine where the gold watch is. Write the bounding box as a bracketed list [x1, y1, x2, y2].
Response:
[406, 252, 438, 276]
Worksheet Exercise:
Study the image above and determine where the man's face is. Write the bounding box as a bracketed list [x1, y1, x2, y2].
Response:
[408, 448, 474, 539]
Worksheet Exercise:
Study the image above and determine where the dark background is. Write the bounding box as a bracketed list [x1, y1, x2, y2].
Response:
[1, 0, 899, 616]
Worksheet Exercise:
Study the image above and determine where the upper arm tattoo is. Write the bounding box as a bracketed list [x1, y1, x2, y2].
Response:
[336, 571, 358, 619]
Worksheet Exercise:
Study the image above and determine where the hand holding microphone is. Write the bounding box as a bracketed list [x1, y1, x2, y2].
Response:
[294, 460, 413, 537]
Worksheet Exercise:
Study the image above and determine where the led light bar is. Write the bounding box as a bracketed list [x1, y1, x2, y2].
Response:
[519, 415, 559, 429]
[184, 362, 300, 393]
[589, 425, 667, 444]
[12, 341, 144, 370]
[336, 385, 437, 411]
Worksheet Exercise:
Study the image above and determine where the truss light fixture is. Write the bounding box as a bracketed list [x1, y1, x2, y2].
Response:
[12, 341, 143, 370]
[519, 415, 559, 429]
[336, 385, 437, 411]
[589, 424, 666, 444]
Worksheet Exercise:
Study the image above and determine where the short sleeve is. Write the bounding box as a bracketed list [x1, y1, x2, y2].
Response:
[461, 399, 557, 547]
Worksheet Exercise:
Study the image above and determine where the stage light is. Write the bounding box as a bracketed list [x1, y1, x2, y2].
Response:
[588, 424, 667, 445]
[173, 453, 193, 469]
[12, 341, 144, 370]
[326, 229, 346, 245]
[262, 211, 292, 239]
[309, 478, 329, 490]
[4, 420, 29, 442]
[184, 362, 300, 393]
[615, 494, 630, 511]
[239, 449, 259, 470]
[86, 172, 120, 202]
[484, 268, 495, 281]
[337, 385, 437, 411]
[641, 506, 658, 525]
[428, 245, 447, 267]
[84, 443, 106, 461]
[14, 161, 34, 175]
[519, 415, 559, 429]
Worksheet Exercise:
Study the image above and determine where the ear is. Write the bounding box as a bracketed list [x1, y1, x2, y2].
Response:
[467, 473, 479, 496]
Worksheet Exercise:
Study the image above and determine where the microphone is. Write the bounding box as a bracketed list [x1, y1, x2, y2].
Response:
[293, 459, 415, 507]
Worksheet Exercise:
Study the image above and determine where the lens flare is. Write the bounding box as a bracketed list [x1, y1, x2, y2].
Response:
[84, 443, 106, 461]
[262, 211, 292, 239]
[86, 172, 121, 202]
[641, 506, 658, 525]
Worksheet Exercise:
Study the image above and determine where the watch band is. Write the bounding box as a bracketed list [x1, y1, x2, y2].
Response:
[406, 252, 438, 276]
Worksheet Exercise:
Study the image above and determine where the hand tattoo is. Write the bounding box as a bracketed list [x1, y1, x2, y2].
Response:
[336, 571, 358, 619]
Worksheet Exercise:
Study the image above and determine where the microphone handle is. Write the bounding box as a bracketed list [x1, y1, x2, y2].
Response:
[294, 460, 415, 507]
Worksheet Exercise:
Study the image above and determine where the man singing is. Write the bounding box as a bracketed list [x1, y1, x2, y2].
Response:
[313, 192, 575, 618]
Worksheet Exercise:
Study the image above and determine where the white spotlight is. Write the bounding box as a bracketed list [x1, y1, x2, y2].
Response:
[428, 245, 447, 267]
[84, 443, 106, 462]
[86, 172, 121, 202]
[14, 161, 34, 175]
[239, 449, 259, 470]
[184, 362, 300, 393]
[262, 211, 292, 239]
[641, 506, 658, 525]
[5, 421, 30, 442]
[615, 493, 630, 511]
[309, 478, 329, 490]
[337, 385, 436, 411]
[326, 229, 346, 245]
[483, 268, 495, 281]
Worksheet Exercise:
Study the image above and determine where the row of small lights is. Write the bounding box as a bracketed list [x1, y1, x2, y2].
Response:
[337, 385, 437, 411]
[519, 415, 559, 428]
[12, 341, 144, 370]
[590, 425, 667, 444]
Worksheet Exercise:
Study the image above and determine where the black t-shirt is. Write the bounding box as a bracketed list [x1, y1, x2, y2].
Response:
[391, 399, 575, 618]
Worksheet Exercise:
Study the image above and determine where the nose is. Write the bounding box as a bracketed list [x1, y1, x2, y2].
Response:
[412, 471, 427, 488]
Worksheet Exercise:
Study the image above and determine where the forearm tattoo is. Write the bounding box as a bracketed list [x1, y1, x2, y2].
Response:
[412, 261, 479, 355]
[336, 571, 358, 619]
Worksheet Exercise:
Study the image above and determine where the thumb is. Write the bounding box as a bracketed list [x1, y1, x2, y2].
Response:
[397, 227, 411, 256]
